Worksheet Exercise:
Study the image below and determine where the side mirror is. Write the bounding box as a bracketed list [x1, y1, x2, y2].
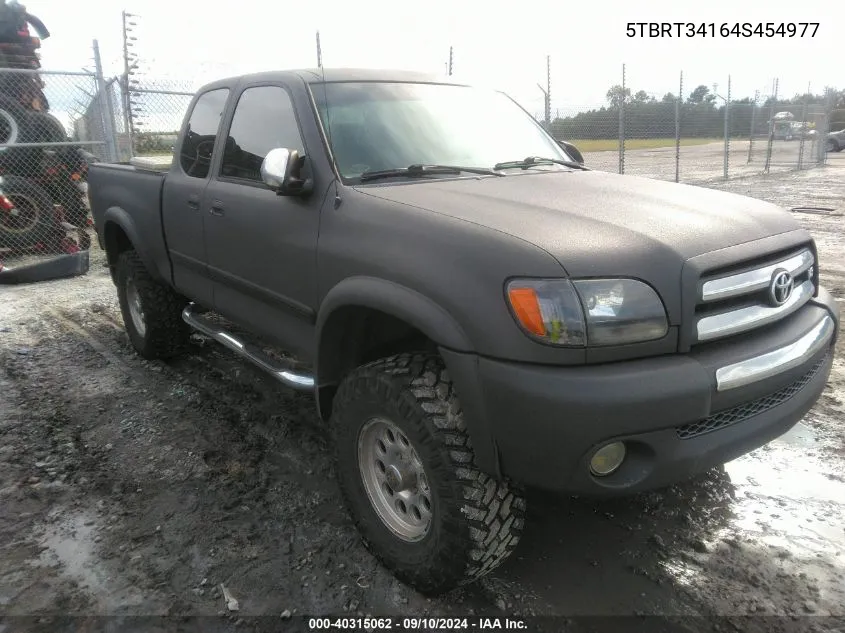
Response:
[260, 148, 313, 196]
[556, 140, 585, 165]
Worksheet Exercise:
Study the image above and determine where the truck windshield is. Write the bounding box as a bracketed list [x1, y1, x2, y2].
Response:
[312, 81, 571, 181]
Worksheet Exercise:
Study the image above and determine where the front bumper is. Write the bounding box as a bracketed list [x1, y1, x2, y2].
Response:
[441, 287, 839, 495]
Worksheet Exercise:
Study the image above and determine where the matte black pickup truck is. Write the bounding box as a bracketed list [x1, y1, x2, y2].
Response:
[89, 68, 840, 594]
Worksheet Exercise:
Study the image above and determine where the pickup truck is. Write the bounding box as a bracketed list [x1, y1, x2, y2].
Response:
[89, 68, 840, 595]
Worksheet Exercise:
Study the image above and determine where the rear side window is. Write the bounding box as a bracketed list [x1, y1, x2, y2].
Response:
[180, 88, 229, 178]
[220, 86, 304, 182]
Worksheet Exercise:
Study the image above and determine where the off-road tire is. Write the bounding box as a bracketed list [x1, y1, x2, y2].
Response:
[76, 228, 91, 251]
[0, 101, 64, 176]
[0, 174, 60, 251]
[24, 111, 67, 143]
[332, 353, 526, 595]
[0, 102, 21, 148]
[116, 250, 189, 360]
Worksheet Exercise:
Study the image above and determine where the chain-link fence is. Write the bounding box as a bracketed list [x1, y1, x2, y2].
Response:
[124, 85, 193, 159]
[538, 68, 835, 185]
[3, 30, 839, 279]
[0, 2, 112, 278]
[124, 78, 833, 186]
[0, 66, 106, 275]
[116, 62, 838, 188]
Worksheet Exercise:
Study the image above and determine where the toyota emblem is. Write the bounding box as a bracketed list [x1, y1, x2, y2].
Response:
[768, 269, 794, 306]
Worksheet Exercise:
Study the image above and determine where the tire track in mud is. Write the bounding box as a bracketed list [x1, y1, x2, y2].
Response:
[4, 304, 546, 625]
[34, 307, 723, 625]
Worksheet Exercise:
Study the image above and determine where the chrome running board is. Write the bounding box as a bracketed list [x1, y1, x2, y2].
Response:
[182, 303, 315, 392]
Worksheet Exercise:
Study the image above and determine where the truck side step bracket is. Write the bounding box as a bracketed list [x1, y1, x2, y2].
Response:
[181, 303, 315, 392]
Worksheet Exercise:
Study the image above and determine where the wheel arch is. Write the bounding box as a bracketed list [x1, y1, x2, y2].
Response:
[101, 207, 158, 284]
[315, 277, 501, 477]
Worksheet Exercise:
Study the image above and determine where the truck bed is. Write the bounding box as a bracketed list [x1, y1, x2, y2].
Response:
[128, 155, 173, 171]
[88, 162, 173, 283]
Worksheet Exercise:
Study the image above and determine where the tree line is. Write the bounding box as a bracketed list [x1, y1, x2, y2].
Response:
[550, 85, 845, 140]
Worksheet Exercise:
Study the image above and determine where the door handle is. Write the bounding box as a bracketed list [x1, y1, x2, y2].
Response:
[209, 201, 225, 217]
[187, 194, 200, 210]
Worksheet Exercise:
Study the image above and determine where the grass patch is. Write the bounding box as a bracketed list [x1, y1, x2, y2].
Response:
[568, 138, 721, 152]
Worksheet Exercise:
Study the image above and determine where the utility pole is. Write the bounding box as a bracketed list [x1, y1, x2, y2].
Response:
[316, 31, 323, 68]
[545, 55, 551, 128]
[448, 46, 453, 76]
[748, 89, 759, 163]
[536, 55, 551, 131]
[121, 10, 138, 157]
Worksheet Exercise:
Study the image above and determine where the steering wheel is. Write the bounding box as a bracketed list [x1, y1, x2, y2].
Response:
[180, 139, 215, 176]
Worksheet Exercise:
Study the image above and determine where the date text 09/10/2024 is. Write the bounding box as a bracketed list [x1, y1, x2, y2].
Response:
[626, 22, 819, 38]
[307, 617, 528, 630]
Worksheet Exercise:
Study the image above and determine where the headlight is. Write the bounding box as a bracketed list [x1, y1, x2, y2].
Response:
[506, 278, 668, 347]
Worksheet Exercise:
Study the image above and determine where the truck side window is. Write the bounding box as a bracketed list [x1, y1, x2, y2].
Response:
[180, 88, 230, 179]
[220, 86, 305, 182]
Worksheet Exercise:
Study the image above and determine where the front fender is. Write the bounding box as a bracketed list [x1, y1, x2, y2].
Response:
[315, 276, 474, 354]
[315, 276, 501, 478]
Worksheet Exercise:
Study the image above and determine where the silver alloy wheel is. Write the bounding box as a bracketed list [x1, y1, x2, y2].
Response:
[357, 417, 433, 541]
[125, 277, 147, 337]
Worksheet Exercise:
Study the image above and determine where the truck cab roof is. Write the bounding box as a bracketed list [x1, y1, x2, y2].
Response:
[201, 68, 457, 92]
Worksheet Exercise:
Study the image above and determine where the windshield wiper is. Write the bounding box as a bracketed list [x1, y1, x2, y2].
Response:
[493, 156, 590, 171]
[359, 164, 503, 182]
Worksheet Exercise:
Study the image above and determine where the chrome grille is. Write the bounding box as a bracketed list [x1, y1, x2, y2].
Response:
[693, 247, 815, 344]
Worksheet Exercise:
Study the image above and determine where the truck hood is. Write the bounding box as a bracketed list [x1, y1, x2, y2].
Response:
[356, 169, 799, 278]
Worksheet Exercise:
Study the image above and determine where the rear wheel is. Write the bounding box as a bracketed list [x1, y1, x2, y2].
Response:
[116, 250, 189, 360]
[332, 353, 525, 595]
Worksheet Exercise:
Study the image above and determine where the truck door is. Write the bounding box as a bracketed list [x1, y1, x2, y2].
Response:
[202, 83, 320, 359]
[161, 87, 230, 307]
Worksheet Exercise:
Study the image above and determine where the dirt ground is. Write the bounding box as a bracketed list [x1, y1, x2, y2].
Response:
[1, 155, 844, 633]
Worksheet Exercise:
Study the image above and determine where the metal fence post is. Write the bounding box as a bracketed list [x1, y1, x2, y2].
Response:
[723, 75, 730, 180]
[747, 89, 758, 163]
[675, 70, 682, 183]
[93, 39, 119, 163]
[764, 78, 778, 173]
[820, 87, 833, 165]
[798, 86, 809, 170]
[120, 74, 133, 159]
[102, 78, 121, 160]
[618, 63, 625, 174]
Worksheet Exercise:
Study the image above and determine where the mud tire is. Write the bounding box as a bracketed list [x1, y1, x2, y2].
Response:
[332, 352, 525, 595]
[116, 250, 189, 360]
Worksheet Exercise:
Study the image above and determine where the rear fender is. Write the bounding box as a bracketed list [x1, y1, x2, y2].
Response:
[101, 206, 162, 283]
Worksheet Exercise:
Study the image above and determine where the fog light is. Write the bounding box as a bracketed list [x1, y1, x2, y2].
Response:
[589, 442, 626, 476]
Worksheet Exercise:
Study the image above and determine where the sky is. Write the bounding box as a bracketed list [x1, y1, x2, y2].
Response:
[24, 0, 841, 131]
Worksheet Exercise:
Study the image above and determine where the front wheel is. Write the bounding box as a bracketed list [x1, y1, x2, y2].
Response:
[826, 138, 839, 153]
[332, 353, 525, 595]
